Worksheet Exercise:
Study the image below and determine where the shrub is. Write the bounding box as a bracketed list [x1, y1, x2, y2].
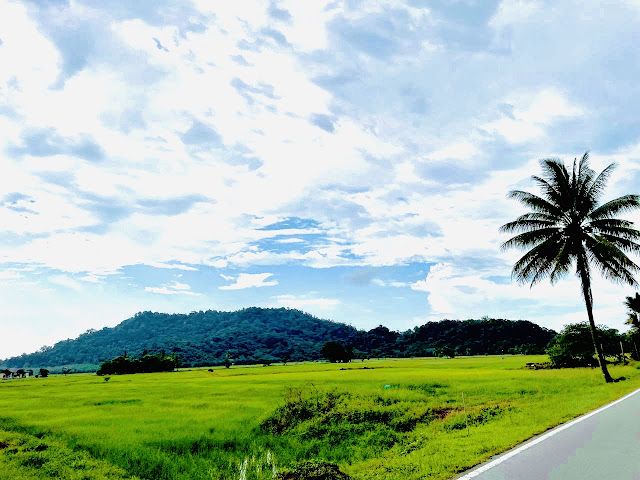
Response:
[276, 461, 351, 480]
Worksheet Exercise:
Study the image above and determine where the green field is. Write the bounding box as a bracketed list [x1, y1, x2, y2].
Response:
[1, 356, 639, 479]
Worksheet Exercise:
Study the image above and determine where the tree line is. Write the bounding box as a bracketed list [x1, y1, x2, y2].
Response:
[96, 351, 180, 375]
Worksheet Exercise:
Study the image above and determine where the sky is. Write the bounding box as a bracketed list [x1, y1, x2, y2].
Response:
[1, 0, 640, 358]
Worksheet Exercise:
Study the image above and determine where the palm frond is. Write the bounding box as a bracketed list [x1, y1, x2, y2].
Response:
[586, 162, 617, 205]
[499, 219, 557, 234]
[597, 234, 640, 254]
[624, 293, 640, 314]
[588, 194, 640, 220]
[500, 227, 560, 250]
[511, 233, 565, 286]
[507, 190, 563, 217]
[575, 153, 599, 217]
[576, 152, 594, 185]
[626, 312, 640, 330]
[588, 218, 636, 231]
[584, 236, 639, 286]
[549, 243, 573, 283]
[531, 175, 565, 209]
[539, 159, 571, 198]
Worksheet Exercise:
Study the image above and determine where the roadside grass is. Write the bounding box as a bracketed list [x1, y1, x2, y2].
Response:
[0, 356, 638, 479]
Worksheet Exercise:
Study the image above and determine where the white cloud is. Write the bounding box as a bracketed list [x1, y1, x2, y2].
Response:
[428, 140, 479, 161]
[372, 278, 408, 288]
[145, 281, 200, 295]
[219, 273, 278, 290]
[482, 88, 584, 143]
[0, 271, 22, 281]
[48, 275, 84, 292]
[411, 260, 637, 334]
[78, 274, 104, 283]
[275, 294, 340, 310]
[489, 0, 542, 28]
[1, 0, 640, 359]
[147, 262, 199, 271]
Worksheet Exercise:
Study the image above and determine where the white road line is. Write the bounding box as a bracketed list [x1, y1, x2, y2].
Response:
[457, 386, 640, 479]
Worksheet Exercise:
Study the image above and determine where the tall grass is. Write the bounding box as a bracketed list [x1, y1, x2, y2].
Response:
[0, 356, 638, 479]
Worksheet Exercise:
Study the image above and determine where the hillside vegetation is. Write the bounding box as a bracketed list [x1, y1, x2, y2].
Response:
[2, 308, 556, 369]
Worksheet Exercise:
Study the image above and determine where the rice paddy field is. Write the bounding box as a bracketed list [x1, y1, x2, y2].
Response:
[1, 356, 639, 480]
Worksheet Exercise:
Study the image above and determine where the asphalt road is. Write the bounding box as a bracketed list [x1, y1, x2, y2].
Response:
[456, 387, 640, 480]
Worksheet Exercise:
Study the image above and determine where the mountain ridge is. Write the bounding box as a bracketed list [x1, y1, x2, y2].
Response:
[1, 307, 556, 370]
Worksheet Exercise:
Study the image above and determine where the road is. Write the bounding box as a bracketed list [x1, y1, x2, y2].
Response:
[456, 387, 640, 480]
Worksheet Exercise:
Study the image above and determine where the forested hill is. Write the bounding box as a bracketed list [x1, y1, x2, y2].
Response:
[2, 308, 556, 369]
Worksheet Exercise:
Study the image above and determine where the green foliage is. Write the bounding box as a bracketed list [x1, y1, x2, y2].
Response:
[97, 352, 179, 375]
[320, 342, 353, 363]
[436, 346, 455, 358]
[1, 308, 557, 370]
[39, 368, 48, 378]
[546, 323, 600, 368]
[407, 318, 555, 356]
[547, 322, 632, 367]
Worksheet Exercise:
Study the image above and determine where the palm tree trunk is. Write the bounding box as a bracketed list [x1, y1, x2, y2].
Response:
[578, 259, 614, 383]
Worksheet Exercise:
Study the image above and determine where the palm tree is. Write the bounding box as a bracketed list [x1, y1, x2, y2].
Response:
[624, 293, 640, 331]
[500, 152, 640, 383]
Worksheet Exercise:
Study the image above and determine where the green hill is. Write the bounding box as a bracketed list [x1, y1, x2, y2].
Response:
[1, 308, 556, 370]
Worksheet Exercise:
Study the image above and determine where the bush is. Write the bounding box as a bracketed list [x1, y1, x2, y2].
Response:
[277, 461, 351, 480]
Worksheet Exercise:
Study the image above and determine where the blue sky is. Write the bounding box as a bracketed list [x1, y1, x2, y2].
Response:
[1, 0, 640, 358]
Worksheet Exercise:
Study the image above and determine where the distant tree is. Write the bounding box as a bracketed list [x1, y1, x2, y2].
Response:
[39, 368, 49, 378]
[599, 327, 626, 362]
[97, 352, 178, 375]
[437, 346, 455, 358]
[501, 152, 640, 383]
[224, 351, 233, 369]
[625, 331, 640, 360]
[321, 341, 352, 363]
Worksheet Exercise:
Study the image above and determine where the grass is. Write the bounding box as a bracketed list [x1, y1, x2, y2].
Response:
[0, 428, 138, 479]
[0, 356, 638, 479]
